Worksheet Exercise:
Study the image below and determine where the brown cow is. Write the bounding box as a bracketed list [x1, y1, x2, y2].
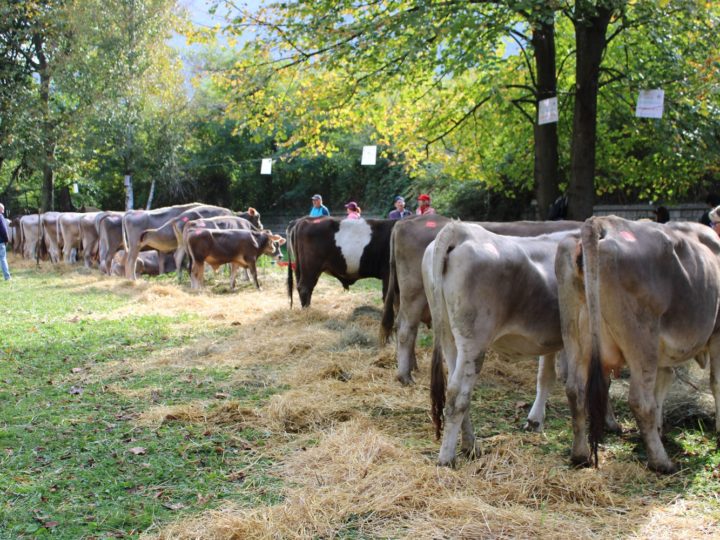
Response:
[58, 212, 84, 263]
[110, 249, 177, 277]
[122, 203, 202, 279]
[426, 222, 582, 466]
[19, 214, 43, 260]
[41, 212, 63, 263]
[557, 217, 720, 473]
[79, 212, 101, 267]
[96, 212, 125, 274]
[381, 214, 583, 385]
[187, 228, 285, 290]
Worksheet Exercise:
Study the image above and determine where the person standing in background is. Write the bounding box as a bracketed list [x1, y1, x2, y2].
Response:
[416, 194, 435, 215]
[388, 196, 412, 220]
[0, 203, 11, 280]
[309, 194, 330, 217]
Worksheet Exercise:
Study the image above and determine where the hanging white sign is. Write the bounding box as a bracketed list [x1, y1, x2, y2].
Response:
[260, 158, 273, 175]
[635, 89, 664, 119]
[72, 182, 79, 194]
[538, 97, 558, 125]
[361, 145, 377, 166]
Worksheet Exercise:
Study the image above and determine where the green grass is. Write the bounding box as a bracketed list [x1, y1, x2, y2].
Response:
[0, 268, 282, 539]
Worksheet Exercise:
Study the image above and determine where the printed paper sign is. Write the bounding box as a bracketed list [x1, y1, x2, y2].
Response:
[361, 145, 377, 166]
[538, 97, 558, 125]
[72, 182, 79, 194]
[636, 89, 664, 119]
[260, 158, 272, 175]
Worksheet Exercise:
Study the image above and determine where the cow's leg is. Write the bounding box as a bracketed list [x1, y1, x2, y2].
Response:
[653, 367, 675, 436]
[229, 264, 239, 290]
[439, 334, 482, 467]
[604, 384, 622, 433]
[298, 270, 321, 308]
[565, 340, 591, 467]
[174, 247, 185, 282]
[460, 408, 476, 458]
[248, 260, 260, 289]
[190, 259, 204, 290]
[627, 363, 675, 473]
[157, 255, 166, 275]
[396, 295, 427, 385]
[125, 246, 140, 280]
[525, 353, 556, 432]
[711, 353, 720, 440]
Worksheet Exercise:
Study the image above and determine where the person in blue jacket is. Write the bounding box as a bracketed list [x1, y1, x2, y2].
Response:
[309, 194, 330, 217]
[0, 203, 11, 280]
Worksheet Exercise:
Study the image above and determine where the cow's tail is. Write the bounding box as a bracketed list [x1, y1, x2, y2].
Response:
[429, 222, 457, 440]
[582, 217, 608, 468]
[380, 227, 399, 345]
[121, 214, 130, 252]
[286, 221, 297, 309]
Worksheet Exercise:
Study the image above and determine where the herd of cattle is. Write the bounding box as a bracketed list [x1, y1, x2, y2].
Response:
[7, 204, 720, 474]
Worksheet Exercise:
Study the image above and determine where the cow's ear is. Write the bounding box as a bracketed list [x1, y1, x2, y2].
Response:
[271, 235, 286, 245]
[248, 207, 257, 215]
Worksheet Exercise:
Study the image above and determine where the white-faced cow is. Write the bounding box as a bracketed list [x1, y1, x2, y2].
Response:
[287, 216, 397, 308]
[425, 222, 584, 467]
[122, 203, 202, 279]
[381, 214, 583, 386]
[556, 216, 720, 473]
[187, 228, 285, 290]
[96, 212, 125, 274]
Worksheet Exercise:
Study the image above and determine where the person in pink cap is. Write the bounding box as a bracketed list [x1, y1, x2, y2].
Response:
[344, 201, 362, 220]
[416, 194, 435, 215]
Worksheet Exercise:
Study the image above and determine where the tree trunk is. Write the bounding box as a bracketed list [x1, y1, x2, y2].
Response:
[567, 6, 613, 220]
[34, 33, 55, 212]
[532, 21, 560, 220]
[125, 174, 134, 210]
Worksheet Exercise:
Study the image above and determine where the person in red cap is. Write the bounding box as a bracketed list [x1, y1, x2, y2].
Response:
[416, 194, 435, 215]
[344, 201, 362, 220]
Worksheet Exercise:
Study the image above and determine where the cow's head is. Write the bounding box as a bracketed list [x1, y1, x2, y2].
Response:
[262, 231, 286, 260]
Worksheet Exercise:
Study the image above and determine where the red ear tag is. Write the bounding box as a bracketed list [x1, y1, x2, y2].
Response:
[313, 218, 323, 223]
[619, 231, 636, 242]
[425, 220, 437, 228]
[182, 217, 189, 222]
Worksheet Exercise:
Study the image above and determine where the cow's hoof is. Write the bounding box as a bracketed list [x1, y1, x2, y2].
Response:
[396, 373, 415, 386]
[570, 454, 592, 469]
[523, 419, 542, 432]
[648, 460, 678, 475]
[437, 457, 456, 468]
[605, 419, 623, 434]
[461, 443, 477, 459]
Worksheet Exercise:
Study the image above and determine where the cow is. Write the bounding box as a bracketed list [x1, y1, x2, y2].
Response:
[286, 216, 397, 308]
[79, 212, 101, 267]
[556, 216, 720, 473]
[187, 228, 285, 290]
[41, 212, 63, 263]
[58, 212, 84, 263]
[172, 207, 262, 280]
[425, 222, 584, 466]
[96, 212, 125, 274]
[381, 214, 584, 385]
[10, 217, 23, 254]
[110, 249, 176, 277]
[20, 214, 43, 260]
[122, 203, 202, 279]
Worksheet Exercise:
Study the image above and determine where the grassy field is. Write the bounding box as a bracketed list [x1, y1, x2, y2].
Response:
[1, 255, 719, 539]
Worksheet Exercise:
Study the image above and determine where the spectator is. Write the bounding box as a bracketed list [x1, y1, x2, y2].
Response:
[653, 206, 670, 224]
[344, 201, 362, 220]
[388, 196, 412, 220]
[416, 193, 435, 215]
[0, 203, 10, 281]
[309, 194, 330, 217]
[700, 193, 720, 226]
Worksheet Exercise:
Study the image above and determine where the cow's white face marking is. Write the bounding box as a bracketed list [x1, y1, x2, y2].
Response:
[335, 219, 372, 276]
